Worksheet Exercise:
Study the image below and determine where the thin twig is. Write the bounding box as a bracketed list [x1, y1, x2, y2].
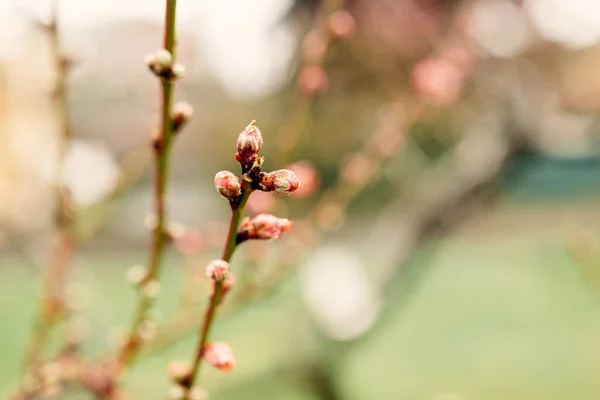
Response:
[115, 0, 179, 373]
[182, 188, 252, 393]
[142, 94, 420, 355]
[23, 0, 76, 372]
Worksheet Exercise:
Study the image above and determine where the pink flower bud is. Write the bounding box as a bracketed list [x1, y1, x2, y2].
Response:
[238, 214, 293, 241]
[236, 120, 263, 158]
[206, 260, 231, 282]
[411, 57, 464, 106]
[298, 66, 328, 95]
[327, 10, 356, 39]
[214, 171, 242, 202]
[259, 169, 300, 195]
[167, 361, 192, 384]
[202, 342, 235, 372]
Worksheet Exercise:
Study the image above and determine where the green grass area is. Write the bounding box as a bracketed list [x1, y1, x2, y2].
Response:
[2, 225, 600, 399]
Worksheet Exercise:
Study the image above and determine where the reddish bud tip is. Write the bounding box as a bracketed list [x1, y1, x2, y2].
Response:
[214, 171, 242, 202]
[236, 120, 263, 159]
[259, 169, 300, 195]
[206, 260, 231, 282]
[203, 342, 235, 372]
[238, 214, 293, 241]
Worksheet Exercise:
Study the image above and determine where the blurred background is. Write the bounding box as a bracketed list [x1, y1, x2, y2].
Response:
[3, 0, 600, 399]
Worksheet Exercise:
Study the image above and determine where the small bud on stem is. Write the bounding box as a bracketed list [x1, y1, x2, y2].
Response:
[235, 120, 263, 171]
[202, 342, 235, 372]
[205, 260, 231, 282]
[214, 171, 242, 203]
[237, 213, 293, 243]
[258, 169, 300, 195]
[144, 49, 185, 81]
[171, 101, 194, 133]
[167, 361, 192, 385]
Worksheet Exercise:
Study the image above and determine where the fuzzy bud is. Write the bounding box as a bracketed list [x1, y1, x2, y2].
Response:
[258, 169, 300, 195]
[214, 171, 242, 202]
[171, 63, 186, 80]
[202, 342, 235, 372]
[167, 361, 192, 385]
[237, 214, 293, 242]
[171, 102, 194, 133]
[206, 260, 231, 282]
[327, 10, 356, 39]
[126, 265, 147, 286]
[236, 120, 263, 160]
[298, 66, 328, 95]
[144, 50, 185, 81]
[145, 49, 173, 73]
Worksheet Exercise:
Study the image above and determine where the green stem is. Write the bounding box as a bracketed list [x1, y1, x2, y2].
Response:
[116, 0, 178, 372]
[184, 189, 251, 392]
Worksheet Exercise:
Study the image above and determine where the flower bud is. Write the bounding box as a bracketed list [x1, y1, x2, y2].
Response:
[236, 120, 263, 159]
[214, 171, 242, 202]
[259, 169, 300, 195]
[145, 49, 173, 73]
[141, 280, 161, 298]
[237, 214, 293, 242]
[202, 342, 235, 372]
[126, 265, 147, 286]
[327, 10, 356, 39]
[298, 66, 328, 95]
[167, 361, 192, 385]
[206, 260, 231, 282]
[171, 63, 186, 80]
[171, 101, 194, 133]
[411, 57, 463, 106]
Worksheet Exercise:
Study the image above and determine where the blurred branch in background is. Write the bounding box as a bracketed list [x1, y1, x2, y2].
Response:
[20, 0, 78, 395]
[115, 0, 186, 376]
[274, 0, 351, 165]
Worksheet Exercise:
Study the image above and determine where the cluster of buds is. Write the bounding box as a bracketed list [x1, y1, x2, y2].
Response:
[237, 214, 293, 243]
[214, 120, 301, 205]
[144, 49, 185, 81]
